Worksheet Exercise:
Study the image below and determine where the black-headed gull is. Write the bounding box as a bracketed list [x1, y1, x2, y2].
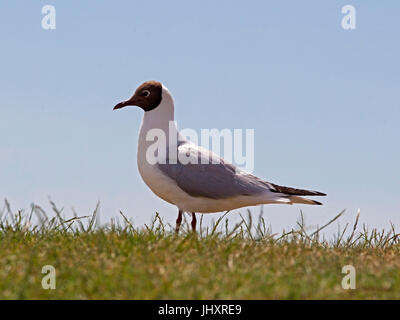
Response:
[114, 81, 326, 233]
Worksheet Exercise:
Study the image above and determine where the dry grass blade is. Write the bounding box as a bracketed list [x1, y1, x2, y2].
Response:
[345, 208, 360, 246]
[239, 212, 254, 241]
[310, 209, 346, 237]
[85, 201, 100, 232]
[210, 211, 230, 236]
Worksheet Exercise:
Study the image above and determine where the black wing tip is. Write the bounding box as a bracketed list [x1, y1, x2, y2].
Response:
[312, 200, 323, 205]
[270, 183, 327, 197]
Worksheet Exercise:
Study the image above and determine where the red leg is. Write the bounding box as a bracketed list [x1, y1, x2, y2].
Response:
[191, 213, 197, 233]
[175, 210, 183, 234]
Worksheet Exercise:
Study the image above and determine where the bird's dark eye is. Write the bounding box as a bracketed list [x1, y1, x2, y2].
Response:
[141, 90, 150, 97]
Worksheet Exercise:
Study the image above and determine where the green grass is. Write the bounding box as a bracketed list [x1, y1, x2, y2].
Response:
[1, 199, 400, 299]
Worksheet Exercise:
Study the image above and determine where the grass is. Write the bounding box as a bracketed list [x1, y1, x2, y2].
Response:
[1, 199, 400, 299]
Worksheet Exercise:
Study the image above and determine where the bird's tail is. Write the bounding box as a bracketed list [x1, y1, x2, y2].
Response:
[268, 182, 326, 205]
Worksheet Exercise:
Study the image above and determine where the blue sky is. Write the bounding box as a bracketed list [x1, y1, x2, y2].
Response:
[1, 1, 399, 233]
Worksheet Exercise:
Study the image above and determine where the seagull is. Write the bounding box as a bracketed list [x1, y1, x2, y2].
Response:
[114, 81, 326, 233]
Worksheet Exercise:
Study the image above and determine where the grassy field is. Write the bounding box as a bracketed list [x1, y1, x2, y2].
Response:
[1, 200, 400, 299]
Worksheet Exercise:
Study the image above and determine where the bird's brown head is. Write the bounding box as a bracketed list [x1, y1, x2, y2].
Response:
[113, 81, 162, 112]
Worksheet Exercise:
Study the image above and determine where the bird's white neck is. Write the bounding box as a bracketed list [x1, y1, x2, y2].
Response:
[138, 85, 182, 160]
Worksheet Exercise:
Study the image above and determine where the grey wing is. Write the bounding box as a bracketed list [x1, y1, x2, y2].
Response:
[158, 143, 272, 199]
